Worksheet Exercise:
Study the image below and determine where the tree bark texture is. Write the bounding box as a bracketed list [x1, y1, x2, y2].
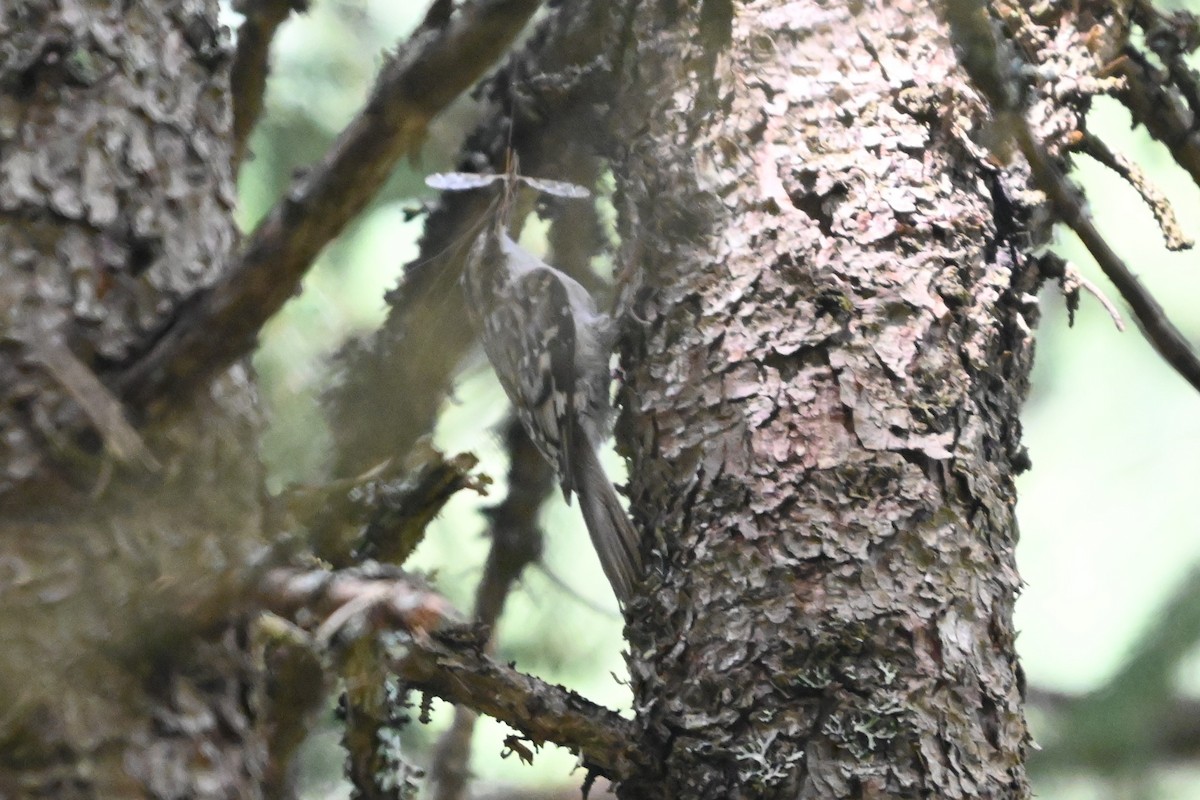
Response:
[0, 1, 266, 797]
[611, 2, 1041, 797]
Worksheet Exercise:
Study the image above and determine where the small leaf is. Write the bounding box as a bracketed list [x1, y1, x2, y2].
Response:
[425, 172, 504, 191]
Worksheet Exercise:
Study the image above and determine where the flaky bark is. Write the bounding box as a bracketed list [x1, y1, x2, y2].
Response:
[608, 2, 1042, 796]
[0, 1, 266, 797]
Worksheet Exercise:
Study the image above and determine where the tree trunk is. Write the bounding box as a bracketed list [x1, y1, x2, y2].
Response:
[0, 1, 266, 796]
[611, 2, 1036, 797]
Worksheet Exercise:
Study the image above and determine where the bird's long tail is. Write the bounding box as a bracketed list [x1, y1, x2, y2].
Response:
[572, 435, 642, 605]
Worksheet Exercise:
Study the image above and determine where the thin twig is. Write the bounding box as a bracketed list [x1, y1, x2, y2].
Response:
[1074, 274, 1124, 332]
[1012, 118, 1200, 393]
[532, 562, 621, 617]
[259, 566, 459, 638]
[116, 0, 543, 411]
[1058, 260, 1125, 332]
[1073, 131, 1192, 252]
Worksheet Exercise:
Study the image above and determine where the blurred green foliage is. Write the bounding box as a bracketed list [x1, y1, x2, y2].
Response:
[237, 2, 1200, 797]
[1016, 94, 1200, 799]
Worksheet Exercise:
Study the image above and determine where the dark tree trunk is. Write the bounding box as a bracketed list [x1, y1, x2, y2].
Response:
[0, 1, 266, 796]
[609, 2, 1037, 797]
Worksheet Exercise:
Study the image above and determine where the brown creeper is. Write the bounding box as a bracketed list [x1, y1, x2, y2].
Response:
[427, 164, 642, 604]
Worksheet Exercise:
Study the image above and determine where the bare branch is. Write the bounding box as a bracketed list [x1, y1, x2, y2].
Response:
[1040, 253, 1125, 331]
[116, 0, 543, 411]
[429, 707, 477, 800]
[119, 449, 479, 659]
[1074, 131, 1192, 252]
[943, 0, 1200, 394]
[255, 613, 329, 800]
[258, 566, 459, 638]
[1112, 49, 1200, 194]
[398, 635, 642, 780]
[1066, 267, 1125, 332]
[281, 446, 485, 569]
[256, 564, 448, 798]
[341, 633, 421, 798]
[326, 189, 491, 476]
[230, 0, 307, 168]
[256, 564, 641, 781]
[472, 416, 552, 629]
[1012, 119, 1200, 393]
[429, 419, 550, 800]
